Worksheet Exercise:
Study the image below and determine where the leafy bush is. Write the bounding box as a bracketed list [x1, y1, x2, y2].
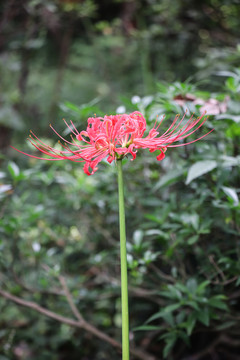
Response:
[1, 72, 240, 359]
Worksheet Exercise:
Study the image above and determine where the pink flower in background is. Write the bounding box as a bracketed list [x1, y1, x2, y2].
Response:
[174, 93, 228, 115]
[13, 111, 213, 175]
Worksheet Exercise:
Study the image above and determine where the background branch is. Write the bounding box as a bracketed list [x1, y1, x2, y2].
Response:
[0, 289, 157, 360]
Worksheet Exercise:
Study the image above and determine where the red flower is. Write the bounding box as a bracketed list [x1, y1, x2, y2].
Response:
[13, 111, 213, 175]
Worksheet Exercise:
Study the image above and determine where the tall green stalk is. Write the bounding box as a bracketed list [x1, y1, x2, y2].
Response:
[117, 159, 130, 360]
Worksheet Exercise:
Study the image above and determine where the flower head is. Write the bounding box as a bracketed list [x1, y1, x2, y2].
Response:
[13, 111, 213, 175]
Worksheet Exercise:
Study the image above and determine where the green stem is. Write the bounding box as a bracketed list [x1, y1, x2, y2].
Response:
[117, 159, 130, 360]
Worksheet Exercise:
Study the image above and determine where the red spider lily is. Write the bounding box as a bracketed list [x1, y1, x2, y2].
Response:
[12, 111, 213, 175]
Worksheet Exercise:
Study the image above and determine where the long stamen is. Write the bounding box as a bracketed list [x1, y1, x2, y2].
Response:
[29, 131, 55, 150]
[70, 120, 80, 135]
[168, 129, 214, 147]
[50, 125, 79, 146]
[63, 119, 78, 136]
[165, 115, 207, 145]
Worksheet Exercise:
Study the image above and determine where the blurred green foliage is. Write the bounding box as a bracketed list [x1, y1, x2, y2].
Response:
[1, 0, 240, 133]
[1, 0, 240, 359]
[1, 73, 240, 359]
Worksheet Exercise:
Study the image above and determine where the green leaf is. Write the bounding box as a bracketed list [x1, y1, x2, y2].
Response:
[178, 330, 191, 346]
[144, 214, 162, 224]
[216, 70, 237, 77]
[145, 229, 167, 237]
[215, 321, 236, 331]
[174, 283, 188, 294]
[8, 161, 20, 179]
[186, 313, 197, 335]
[197, 307, 210, 326]
[225, 77, 238, 92]
[186, 160, 217, 184]
[133, 229, 144, 247]
[153, 168, 185, 190]
[147, 303, 181, 323]
[208, 296, 228, 310]
[176, 310, 186, 324]
[196, 280, 210, 294]
[180, 213, 199, 230]
[133, 325, 161, 331]
[222, 186, 239, 206]
[186, 278, 198, 294]
[186, 301, 200, 311]
[63, 101, 82, 113]
[162, 312, 175, 327]
[163, 334, 177, 358]
[216, 114, 240, 123]
[220, 155, 240, 167]
[187, 235, 199, 245]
